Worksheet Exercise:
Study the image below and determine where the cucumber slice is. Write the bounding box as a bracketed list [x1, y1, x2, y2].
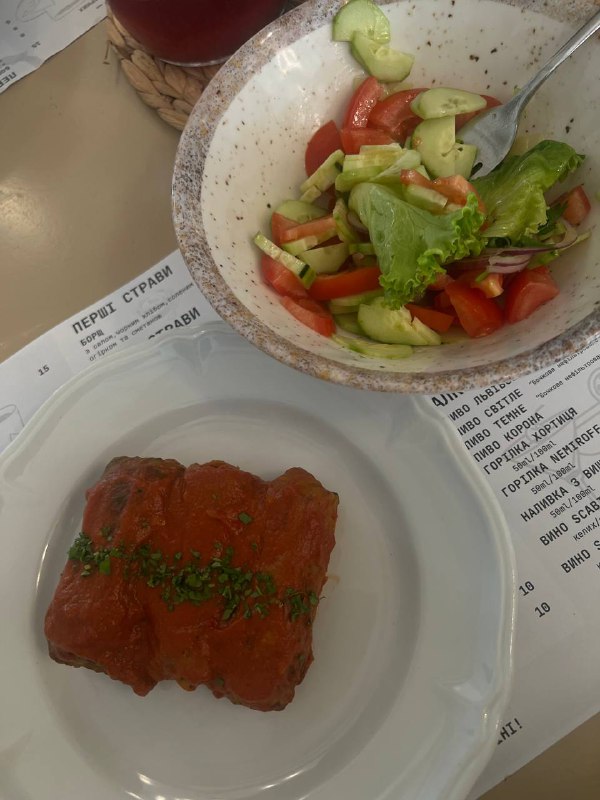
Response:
[403, 183, 448, 213]
[282, 231, 334, 256]
[454, 142, 478, 179]
[335, 166, 383, 192]
[411, 315, 442, 345]
[300, 149, 345, 194]
[299, 185, 323, 203]
[382, 80, 414, 97]
[413, 118, 479, 178]
[333, 333, 413, 359]
[334, 313, 363, 335]
[275, 200, 327, 223]
[253, 233, 316, 288]
[411, 87, 486, 119]
[359, 143, 403, 153]
[329, 288, 384, 314]
[357, 297, 441, 345]
[412, 116, 456, 178]
[343, 150, 401, 172]
[332, 0, 390, 44]
[349, 39, 369, 71]
[350, 32, 414, 82]
[300, 242, 349, 274]
[373, 149, 422, 184]
[333, 197, 361, 243]
[379, 148, 421, 170]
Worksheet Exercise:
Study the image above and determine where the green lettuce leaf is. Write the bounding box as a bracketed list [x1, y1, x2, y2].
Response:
[349, 183, 485, 307]
[473, 140, 584, 242]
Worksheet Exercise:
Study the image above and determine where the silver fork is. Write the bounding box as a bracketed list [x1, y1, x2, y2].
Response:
[460, 9, 600, 177]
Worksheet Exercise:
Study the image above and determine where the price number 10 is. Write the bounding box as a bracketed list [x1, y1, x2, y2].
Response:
[519, 581, 535, 597]
[535, 602, 551, 618]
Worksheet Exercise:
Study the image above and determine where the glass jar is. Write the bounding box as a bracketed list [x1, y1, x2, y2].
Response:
[108, 0, 288, 66]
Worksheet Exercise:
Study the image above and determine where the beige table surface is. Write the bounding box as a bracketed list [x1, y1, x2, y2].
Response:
[1, 20, 599, 800]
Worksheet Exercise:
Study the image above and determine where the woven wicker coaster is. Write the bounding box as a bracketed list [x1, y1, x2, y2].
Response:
[106, 9, 220, 131]
[106, 3, 305, 132]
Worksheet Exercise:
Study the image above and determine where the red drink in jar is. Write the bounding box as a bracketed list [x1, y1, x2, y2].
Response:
[108, 0, 287, 65]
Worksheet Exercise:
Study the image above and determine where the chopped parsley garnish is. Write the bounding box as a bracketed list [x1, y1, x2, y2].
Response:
[98, 556, 112, 575]
[67, 532, 318, 623]
[285, 588, 321, 621]
[238, 512, 253, 525]
[68, 532, 124, 572]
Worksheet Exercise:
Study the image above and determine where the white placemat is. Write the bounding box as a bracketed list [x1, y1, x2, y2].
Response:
[0, 0, 105, 94]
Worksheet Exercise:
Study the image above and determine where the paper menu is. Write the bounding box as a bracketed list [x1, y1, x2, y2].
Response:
[430, 349, 600, 797]
[0, 0, 105, 94]
[2, 248, 600, 796]
[0, 250, 220, 446]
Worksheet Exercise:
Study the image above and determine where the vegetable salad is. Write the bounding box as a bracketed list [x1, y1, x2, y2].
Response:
[253, 0, 592, 359]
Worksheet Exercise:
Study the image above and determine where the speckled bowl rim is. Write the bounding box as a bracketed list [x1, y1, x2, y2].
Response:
[173, 0, 599, 394]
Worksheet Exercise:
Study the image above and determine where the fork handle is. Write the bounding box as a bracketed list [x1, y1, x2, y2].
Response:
[510, 10, 600, 113]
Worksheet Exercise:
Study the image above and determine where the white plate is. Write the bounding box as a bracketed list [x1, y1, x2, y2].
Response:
[0, 323, 516, 800]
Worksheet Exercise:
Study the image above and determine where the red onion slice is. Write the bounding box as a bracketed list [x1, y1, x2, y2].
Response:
[487, 253, 532, 273]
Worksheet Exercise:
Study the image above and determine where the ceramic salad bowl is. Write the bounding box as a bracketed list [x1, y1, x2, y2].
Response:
[173, 0, 599, 393]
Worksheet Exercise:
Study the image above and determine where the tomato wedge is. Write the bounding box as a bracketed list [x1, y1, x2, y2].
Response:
[455, 94, 501, 129]
[432, 175, 486, 214]
[368, 88, 426, 140]
[340, 127, 395, 154]
[308, 266, 382, 301]
[405, 304, 454, 333]
[399, 171, 486, 213]
[555, 185, 591, 226]
[305, 120, 343, 177]
[398, 169, 432, 189]
[271, 213, 298, 246]
[504, 266, 560, 324]
[261, 254, 308, 299]
[281, 296, 335, 336]
[433, 289, 455, 313]
[343, 76, 384, 129]
[445, 281, 504, 337]
[279, 214, 336, 244]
